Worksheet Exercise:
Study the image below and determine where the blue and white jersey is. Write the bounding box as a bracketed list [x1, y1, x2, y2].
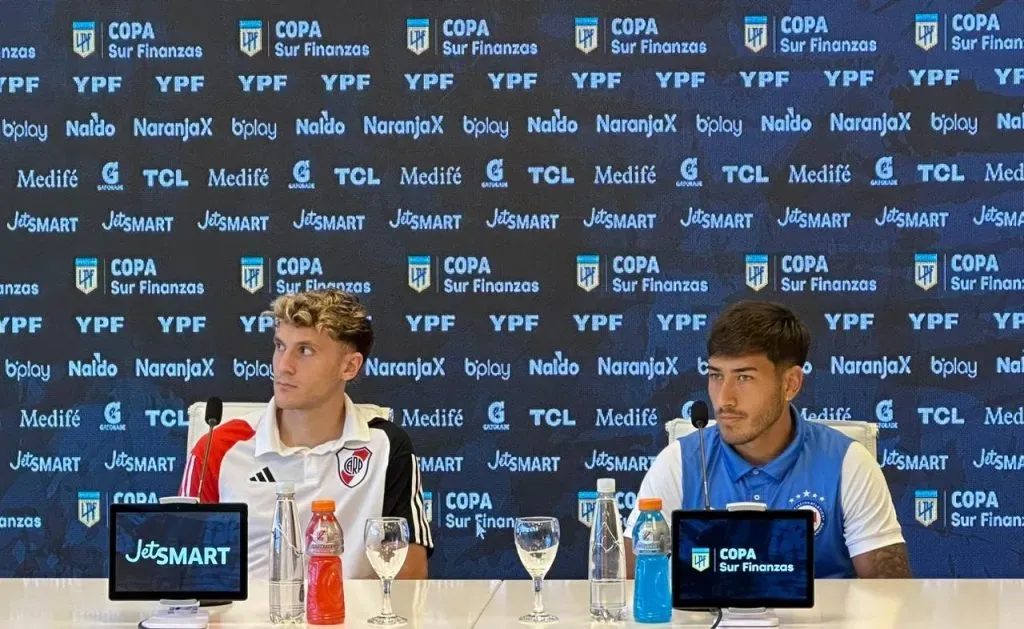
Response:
[625, 407, 904, 578]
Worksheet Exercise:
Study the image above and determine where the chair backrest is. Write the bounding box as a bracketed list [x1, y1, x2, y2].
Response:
[186, 401, 266, 454]
[663, 417, 878, 459]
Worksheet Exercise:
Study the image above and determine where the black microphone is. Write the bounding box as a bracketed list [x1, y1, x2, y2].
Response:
[690, 401, 712, 511]
[195, 397, 223, 502]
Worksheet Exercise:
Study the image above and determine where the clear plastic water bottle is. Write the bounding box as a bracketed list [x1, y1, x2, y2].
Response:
[269, 482, 305, 624]
[306, 499, 345, 625]
[588, 477, 626, 621]
[632, 498, 672, 623]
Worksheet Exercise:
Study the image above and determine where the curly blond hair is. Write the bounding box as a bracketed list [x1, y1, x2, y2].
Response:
[265, 289, 373, 359]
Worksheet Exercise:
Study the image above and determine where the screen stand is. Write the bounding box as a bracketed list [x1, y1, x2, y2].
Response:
[718, 607, 779, 627]
[139, 599, 209, 629]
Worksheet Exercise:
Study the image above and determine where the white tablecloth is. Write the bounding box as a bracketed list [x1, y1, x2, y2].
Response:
[480, 579, 1024, 628]
[3, 577, 1023, 627]
[0, 578, 501, 628]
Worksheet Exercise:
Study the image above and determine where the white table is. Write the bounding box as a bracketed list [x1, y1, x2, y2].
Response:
[479, 579, 1024, 628]
[0, 578, 501, 628]
[4, 578, 1024, 628]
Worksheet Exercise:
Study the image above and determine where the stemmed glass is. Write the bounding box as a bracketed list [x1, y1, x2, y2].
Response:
[514, 516, 560, 624]
[364, 517, 410, 625]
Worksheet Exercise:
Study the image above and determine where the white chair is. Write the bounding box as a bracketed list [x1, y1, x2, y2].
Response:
[664, 417, 878, 459]
[186, 401, 266, 454]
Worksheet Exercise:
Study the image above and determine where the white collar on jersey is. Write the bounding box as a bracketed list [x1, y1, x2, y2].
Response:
[254, 393, 378, 457]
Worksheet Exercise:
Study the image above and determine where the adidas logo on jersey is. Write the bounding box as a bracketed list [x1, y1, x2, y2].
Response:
[249, 466, 276, 482]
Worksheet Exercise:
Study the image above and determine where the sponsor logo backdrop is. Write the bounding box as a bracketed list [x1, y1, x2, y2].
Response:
[1, 0, 1023, 577]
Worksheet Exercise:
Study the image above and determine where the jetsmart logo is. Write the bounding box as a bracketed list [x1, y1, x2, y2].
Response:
[124, 540, 231, 566]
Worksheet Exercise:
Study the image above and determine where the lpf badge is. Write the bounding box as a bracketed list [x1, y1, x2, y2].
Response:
[72, 21, 96, 58]
[744, 16, 768, 53]
[239, 20, 263, 57]
[745, 254, 769, 291]
[407, 18, 430, 55]
[576, 491, 597, 526]
[576, 255, 600, 292]
[691, 547, 710, 572]
[914, 253, 938, 291]
[575, 17, 598, 54]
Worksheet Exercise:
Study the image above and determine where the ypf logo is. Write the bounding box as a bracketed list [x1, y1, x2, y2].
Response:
[337, 447, 372, 487]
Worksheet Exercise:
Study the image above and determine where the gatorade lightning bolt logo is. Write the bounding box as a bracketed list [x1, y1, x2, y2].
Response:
[337, 447, 372, 488]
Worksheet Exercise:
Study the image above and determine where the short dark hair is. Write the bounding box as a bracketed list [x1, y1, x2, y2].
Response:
[707, 301, 809, 369]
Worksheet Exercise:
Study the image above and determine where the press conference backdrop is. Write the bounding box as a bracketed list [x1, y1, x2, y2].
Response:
[1, 0, 1023, 579]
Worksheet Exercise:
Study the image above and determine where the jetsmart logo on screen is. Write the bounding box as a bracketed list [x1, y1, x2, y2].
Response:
[125, 540, 230, 566]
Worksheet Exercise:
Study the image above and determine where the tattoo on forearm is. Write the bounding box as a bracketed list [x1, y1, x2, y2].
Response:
[865, 544, 912, 578]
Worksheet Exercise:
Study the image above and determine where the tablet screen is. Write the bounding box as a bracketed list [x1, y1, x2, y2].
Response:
[672, 510, 813, 609]
[109, 503, 247, 601]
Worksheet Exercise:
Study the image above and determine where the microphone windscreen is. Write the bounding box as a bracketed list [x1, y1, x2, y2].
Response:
[205, 396, 223, 426]
[691, 400, 709, 429]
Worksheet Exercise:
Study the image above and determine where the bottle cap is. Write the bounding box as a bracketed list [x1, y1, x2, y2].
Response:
[312, 499, 336, 513]
[639, 497, 662, 511]
[597, 478, 615, 493]
[275, 481, 294, 495]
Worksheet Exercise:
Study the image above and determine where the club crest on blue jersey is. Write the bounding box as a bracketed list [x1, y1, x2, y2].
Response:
[790, 490, 827, 535]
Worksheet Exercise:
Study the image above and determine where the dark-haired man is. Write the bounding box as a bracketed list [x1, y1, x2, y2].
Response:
[624, 300, 910, 578]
